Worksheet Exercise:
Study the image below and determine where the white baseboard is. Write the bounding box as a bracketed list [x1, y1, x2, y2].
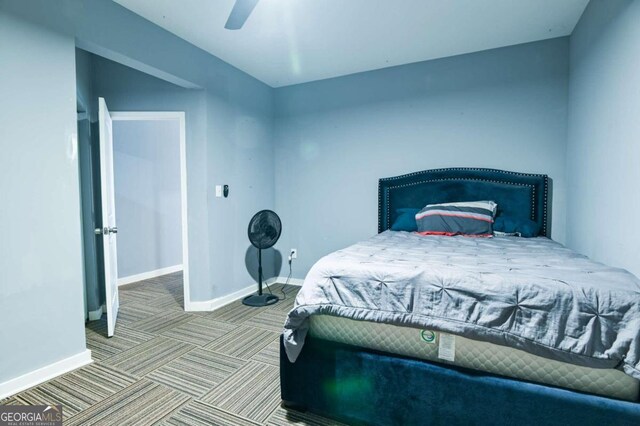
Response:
[87, 305, 103, 321]
[186, 283, 257, 312]
[0, 350, 92, 400]
[272, 276, 304, 286]
[118, 264, 183, 286]
[185, 277, 304, 312]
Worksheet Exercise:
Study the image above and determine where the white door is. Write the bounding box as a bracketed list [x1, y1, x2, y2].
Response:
[98, 98, 119, 337]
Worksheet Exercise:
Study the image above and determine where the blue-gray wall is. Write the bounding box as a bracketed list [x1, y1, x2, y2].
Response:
[0, 0, 275, 388]
[75, 48, 102, 316]
[76, 48, 95, 118]
[113, 120, 183, 278]
[567, 0, 640, 277]
[274, 38, 570, 277]
[88, 54, 210, 301]
[90, 54, 276, 300]
[0, 9, 86, 383]
[1, 0, 277, 303]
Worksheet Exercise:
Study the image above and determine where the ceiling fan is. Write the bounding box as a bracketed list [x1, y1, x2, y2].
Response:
[225, 0, 259, 30]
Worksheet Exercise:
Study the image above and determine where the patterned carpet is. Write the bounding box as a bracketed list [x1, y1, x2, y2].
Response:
[1, 273, 343, 425]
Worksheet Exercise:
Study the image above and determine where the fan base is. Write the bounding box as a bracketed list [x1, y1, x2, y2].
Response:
[242, 293, 279, 307]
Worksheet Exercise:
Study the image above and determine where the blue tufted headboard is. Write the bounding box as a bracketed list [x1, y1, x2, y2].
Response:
[378, 168, 550, 237]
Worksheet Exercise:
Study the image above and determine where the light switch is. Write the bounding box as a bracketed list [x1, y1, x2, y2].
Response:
[215, 185, 222, 197]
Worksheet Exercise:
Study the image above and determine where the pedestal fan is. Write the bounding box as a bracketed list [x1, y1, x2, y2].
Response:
[243, 209, 281, 307]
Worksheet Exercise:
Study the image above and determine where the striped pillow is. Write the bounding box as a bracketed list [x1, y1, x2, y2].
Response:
[415, 201, 497, 237]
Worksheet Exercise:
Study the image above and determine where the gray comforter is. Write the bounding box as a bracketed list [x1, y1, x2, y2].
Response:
[283, 231, 640, 379]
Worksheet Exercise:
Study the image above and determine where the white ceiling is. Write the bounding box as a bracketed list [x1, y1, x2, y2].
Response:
[114, 0, 589, 88]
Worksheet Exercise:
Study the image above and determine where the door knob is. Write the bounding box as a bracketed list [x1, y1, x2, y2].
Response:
[109, 226, 118, 234]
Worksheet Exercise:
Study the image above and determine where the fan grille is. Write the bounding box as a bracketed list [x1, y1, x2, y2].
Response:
[248, 210, 281, 249]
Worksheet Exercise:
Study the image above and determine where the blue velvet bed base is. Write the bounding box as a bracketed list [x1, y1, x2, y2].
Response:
[280, 335, 640, 426]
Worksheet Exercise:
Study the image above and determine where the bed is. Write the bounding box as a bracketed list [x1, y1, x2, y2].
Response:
[280, 168, 640, 426]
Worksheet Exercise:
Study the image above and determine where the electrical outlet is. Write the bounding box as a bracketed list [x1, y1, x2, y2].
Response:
[290, 248, 297, 259]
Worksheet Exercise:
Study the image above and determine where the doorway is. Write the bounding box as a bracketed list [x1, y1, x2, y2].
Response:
[85, 105, 191, 337]
[110, 111, 191, 305]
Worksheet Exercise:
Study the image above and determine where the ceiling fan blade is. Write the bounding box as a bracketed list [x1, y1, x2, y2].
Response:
[224, 0, 259, 30]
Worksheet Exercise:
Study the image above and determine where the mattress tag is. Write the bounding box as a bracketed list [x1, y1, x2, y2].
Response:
[438, 333, 456, 361]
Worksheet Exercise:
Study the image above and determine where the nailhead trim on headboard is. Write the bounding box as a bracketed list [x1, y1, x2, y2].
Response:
[378, 168, 549, 236]
[379, 167, 546, 181]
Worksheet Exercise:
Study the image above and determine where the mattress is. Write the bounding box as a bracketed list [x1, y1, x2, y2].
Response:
[284, 231, 640, 380]
[309, 314, 640, 401]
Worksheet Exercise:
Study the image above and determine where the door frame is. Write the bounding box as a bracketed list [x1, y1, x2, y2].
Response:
[109, 111, 192, 310]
